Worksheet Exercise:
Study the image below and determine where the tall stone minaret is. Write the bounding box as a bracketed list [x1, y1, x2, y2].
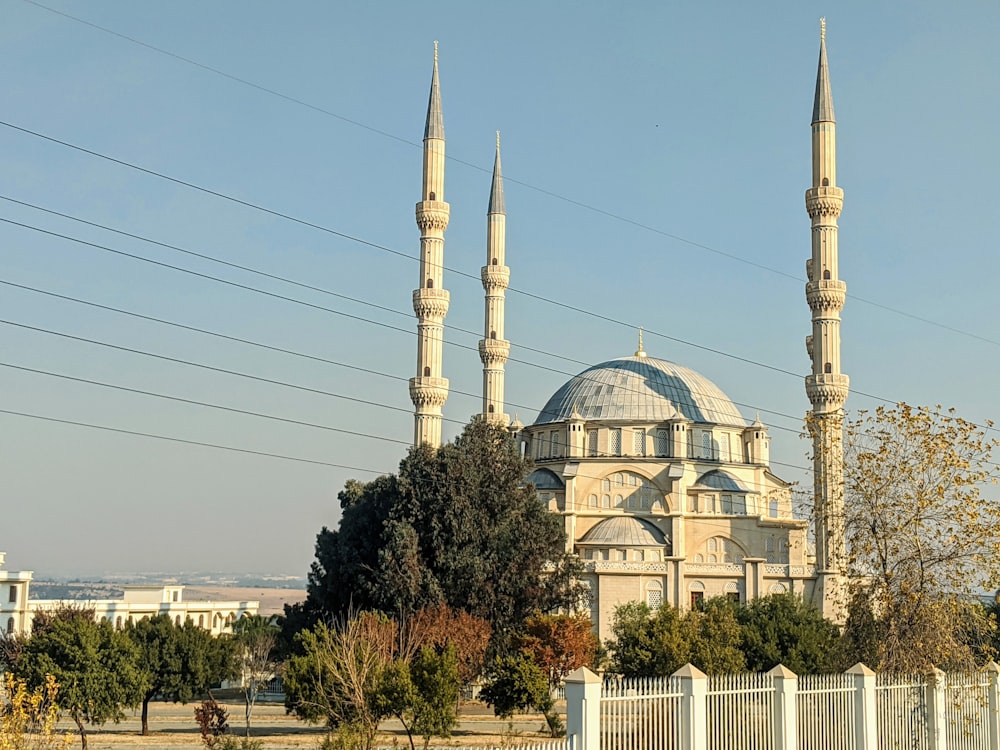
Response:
[479, 133, 511, 425]
[409, 42, 450, 448]
[804, 20, 849, 619]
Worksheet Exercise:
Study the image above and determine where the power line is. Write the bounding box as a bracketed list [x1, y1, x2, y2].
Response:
[0, 406, 387, 472]
[0, 217, 807, 430]
[0, 121, 826, 384]
[15, 0, 1000, 350]
[0, 360, 413, 447]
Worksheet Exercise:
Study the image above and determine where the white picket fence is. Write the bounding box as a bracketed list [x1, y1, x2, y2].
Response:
[564, 662, 1000, 750]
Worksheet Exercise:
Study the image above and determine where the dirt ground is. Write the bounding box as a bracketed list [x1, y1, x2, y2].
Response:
[60, 698, 558, 750]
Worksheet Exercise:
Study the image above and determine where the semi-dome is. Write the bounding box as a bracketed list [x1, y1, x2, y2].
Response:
[578, 516, 668, 547]
[533, 356, 746, 426]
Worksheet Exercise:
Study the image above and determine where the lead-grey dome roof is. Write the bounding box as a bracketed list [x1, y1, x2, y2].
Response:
[533, 356, 746, 426]
[579, 516, 668, 547]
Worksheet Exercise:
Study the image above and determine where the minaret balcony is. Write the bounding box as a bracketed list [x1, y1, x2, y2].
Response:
[412, 288, 450, 318]
[805, 373, 850, 411]
[806, 279, 847, 311]
[479, 338, 511, 365]
[415, 201, 450, 232]
[805, 186, 844, 218]
[480, 265, 510, 290]
[409, 376, 449, 409]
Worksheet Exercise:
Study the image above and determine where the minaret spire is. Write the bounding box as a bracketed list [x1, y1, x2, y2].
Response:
[804, 20, 849, 620]
[409, 43, 451, 447]
[479, 132, 511, 425]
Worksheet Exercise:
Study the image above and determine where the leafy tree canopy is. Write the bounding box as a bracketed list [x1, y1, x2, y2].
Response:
[606, 599, 745, 677]
[833, 403, 1000, 671]
[11, 607, 146, 750]
[735, 593, 840, 674]
[127, 615, 238, 736]
[301, 419, 584, 641]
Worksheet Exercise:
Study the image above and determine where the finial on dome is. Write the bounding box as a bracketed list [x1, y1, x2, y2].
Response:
[635, 327, 648, 358]
[570, 401, 583, 421]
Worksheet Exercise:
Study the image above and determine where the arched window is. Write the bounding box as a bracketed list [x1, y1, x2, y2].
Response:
[614, 473, 623, 487]
[702, 431, 712, 459]
[488, 404, 494, 413]
[824, 362, 833, 374]
[423, 366, 431, 376]
[614, 494, 624, 508]
[601, 494, 610, 508]
[645, 581, 663, 609]
[769, 583, 788, 594]
[198, 614, 205, 627]
[6, 617, 14, 634]
[490, 330, 497, 339]
[823, 268, 831, 279]
[588, 494, 598, 508]
[428, 191, 436, 200]
[821, 178, 829, 187]
[656, 429, 670, 457]
[602, 478, 611, 492]
[491, 257, 498, 265]
[175, 615, 181, 626]
[769, 499, 779, 517]
[725, 581, 741, 603]
[689, 581, 705, 610]
[116, 616, 122, 629]
[426, 278, 433, 289]
[707, 538, 718, 552]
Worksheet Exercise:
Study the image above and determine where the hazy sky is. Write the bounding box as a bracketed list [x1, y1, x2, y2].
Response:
[1, 1, 997, 578]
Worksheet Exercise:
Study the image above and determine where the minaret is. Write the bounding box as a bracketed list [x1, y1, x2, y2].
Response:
[804, 19, 849, 618]
[479, 132, 511, 425]
[409, 42, 450, 447]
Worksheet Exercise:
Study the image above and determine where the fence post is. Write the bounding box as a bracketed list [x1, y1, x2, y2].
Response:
[987, 661, 1000, 750]
[847, 662, 877, 750]
[565, 666, 601, 750]
[673, 663, 708, 750]
[769, 664, 798, 750]
[925, 668, 948, 750]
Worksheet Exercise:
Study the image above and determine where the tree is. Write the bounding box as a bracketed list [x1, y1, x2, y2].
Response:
[127, 615, 238, 735]
[517, 614, 600, 689]
[406, 604, 490, 686]
[304, 419, 585, 642]
[10, 607, 146, 749]
[606, 600, 744, 677]
[231, 615, 279, 737]
[479, 653, 555, 730]
[378, 645, 460, 750]
[735, 593, 840, 674]
[0, 673, 71, 750]
[834, 403, 1000, 671]
[284, 613, 397, 750]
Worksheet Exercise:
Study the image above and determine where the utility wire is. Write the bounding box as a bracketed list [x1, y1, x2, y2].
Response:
[0, 360, 413, 447]
[15, 0, 1000, 350]
[0, 358, 816, 476]
[0, 120, 818, 382]
[0, 407, 386, 472]
[0, 217, 807, 430]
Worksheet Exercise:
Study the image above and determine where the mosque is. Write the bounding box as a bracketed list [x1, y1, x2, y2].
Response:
[407, 26, 848, 638]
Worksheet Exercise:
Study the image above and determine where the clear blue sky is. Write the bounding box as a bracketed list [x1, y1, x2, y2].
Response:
[1, 1, 996, 577]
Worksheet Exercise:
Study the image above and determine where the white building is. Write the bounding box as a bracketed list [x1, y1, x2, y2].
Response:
[0, 552, 258, 636]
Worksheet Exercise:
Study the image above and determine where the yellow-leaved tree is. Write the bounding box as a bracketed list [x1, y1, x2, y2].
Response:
[835, 403, 1000, 671]
[0, 674, 71, 750]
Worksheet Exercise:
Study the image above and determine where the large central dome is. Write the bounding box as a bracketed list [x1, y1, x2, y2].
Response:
[534, 356, 747, 426]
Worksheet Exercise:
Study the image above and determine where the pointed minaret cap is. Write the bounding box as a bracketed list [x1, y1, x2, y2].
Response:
[424, 41, 445, 140]
[488, 131, 505, 215]
[812, 19, 835, 124]
[510, 414, 524, 431]
[634, 327, 648, 358]
[569, 401, 583, 421]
